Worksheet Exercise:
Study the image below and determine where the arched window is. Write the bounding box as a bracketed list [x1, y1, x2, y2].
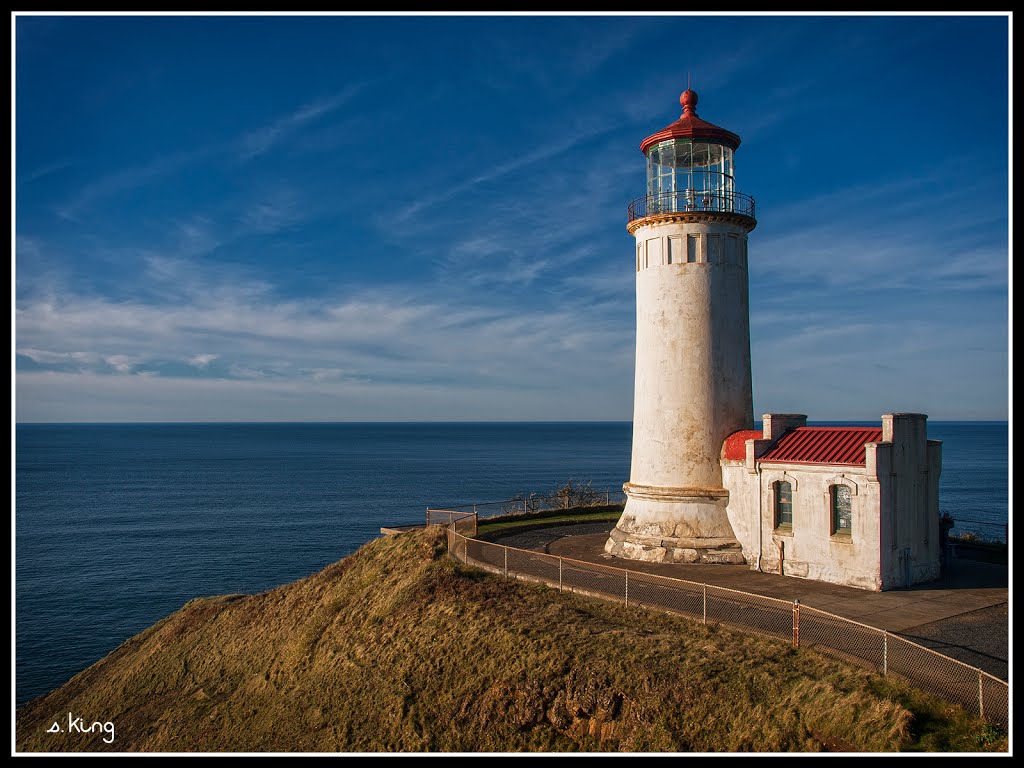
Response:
[830, 484, 852, 536]
[774, 481, 792, 529]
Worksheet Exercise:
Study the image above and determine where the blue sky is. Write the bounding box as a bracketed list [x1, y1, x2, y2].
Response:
[14, 13, 1010, 422]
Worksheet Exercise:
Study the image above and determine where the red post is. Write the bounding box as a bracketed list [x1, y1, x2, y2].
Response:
[793, 599, 800, 648]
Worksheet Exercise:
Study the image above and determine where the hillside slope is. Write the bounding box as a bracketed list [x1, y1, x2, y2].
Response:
[16, 528, 1004, 752]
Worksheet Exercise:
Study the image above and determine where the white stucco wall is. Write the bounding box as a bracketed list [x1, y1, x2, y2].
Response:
[722, 413, 942, 591]
[722, 460, 757, 563]
[609, 214, 755, 564]
[877, 414, 942, 588]
[608, 214, 754, 564]
[629, 219, 753, 490]
[723, 459, 882, 590]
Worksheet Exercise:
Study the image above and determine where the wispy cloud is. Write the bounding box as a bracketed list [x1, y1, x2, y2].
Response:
[236, 84, 367, 161]
[17, 158, 74, 185]
[187, 353, 219, 368]
[103, 354, 144, 374]
[53, 84, 368, 221]
[56, 147, 214, 221]
[14, 245, 636, 421]
[394, 124, 615, 222]
[237, 188, 303, 235]
[16, 347, 97, 367]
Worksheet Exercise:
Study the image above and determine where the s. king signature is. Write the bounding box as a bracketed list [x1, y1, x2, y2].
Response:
[46, 712, 115, 743]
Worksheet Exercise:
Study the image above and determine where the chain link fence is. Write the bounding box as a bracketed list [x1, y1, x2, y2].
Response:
[426, 508, 478, 536]
[428, 485, 626, 523]
[947, 517, 1008, 545]
[438, 514, 1008, 729]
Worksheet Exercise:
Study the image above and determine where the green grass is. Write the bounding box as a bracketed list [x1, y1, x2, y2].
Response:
[16, 528, 1006, 753]
[476, 504, 623, 538]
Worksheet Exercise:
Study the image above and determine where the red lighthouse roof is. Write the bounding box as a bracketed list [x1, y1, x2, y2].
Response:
[639, 89, 742, 154]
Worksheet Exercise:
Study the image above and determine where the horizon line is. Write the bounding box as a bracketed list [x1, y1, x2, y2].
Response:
[15, 419, 1010, 426]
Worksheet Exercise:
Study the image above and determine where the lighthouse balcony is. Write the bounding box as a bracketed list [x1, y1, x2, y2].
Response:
[627, 190, 756, 227]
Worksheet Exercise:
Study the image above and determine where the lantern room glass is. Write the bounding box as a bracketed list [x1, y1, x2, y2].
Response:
[646, 139, 735, 213]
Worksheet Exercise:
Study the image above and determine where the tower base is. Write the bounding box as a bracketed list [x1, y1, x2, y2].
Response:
[605, 483, 746, 564]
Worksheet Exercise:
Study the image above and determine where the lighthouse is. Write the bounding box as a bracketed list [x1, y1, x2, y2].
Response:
[606, 88, 756, 564]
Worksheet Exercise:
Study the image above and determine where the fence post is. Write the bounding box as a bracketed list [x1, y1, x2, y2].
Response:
[625, 570, 629, 607]
[702, 584, 707, 625]
[792, 599, 800, 648]
[504, 547, 508, 579]
[425, 507, 430, 526]
[559, 558, 563, 592]
[605, 490, 610, 505]
[979, 671, 984, 720]
[883, 630, 888, 676]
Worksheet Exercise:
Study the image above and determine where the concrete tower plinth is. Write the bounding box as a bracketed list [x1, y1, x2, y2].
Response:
[606, 484, 742, 563]
[606, 89, 756, 566]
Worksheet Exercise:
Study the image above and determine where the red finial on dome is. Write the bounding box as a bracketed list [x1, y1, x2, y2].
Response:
[639, 87, 741, 154]
[680, 88, 698, 115]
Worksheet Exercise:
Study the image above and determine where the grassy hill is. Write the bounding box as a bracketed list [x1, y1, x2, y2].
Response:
[16, 528, 1006, 753]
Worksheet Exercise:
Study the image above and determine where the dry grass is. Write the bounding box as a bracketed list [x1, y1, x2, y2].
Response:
[15, 528, 1006, 753]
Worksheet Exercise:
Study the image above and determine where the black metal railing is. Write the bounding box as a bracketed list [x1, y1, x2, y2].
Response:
[627, 190, 755, 224]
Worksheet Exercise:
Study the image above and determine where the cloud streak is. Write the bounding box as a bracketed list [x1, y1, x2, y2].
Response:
[187, 353, 219, 368]
[14, 246, 637, 422]
[54, 83, 369, 220]
[236, 84, 367, 161]
[393, 123, 615, 222]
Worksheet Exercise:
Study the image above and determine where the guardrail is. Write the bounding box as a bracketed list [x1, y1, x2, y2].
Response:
[427, 487, 626, 525]
[432, 512, 1008, 730]
[948, 517, 1008, 545]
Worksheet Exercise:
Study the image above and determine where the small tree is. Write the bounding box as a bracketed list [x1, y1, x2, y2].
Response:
[551, 479, 603, 510]
[502, 480, 606, 515]
[502, 492, 540, 515]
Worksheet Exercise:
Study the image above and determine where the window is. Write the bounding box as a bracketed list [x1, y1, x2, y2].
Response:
[645, 139, 736, 213]
[774, 481, 792, 529]
[706, 234, 721, 264]
[831, 484, 852, 536]
[725, 235, 737, 265]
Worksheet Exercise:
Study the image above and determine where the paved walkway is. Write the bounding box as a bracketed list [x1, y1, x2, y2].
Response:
[490, 523, 1009, 680]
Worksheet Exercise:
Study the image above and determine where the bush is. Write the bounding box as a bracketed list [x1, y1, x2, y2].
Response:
[504, 479, 607, 514]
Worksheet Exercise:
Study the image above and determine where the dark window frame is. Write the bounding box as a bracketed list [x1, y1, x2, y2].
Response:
[830, 484, 853, 537]
[774, 480, 793, 530]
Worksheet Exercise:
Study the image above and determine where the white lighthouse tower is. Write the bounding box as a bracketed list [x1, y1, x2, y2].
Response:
[606, 88, 756, 564]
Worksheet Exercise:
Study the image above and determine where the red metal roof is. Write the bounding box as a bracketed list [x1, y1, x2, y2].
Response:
[639, 89, 742, 154]
[758, 427, 884, 467]
[721, 430, 762, 461]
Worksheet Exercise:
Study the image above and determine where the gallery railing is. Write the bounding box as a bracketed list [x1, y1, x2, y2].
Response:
[627, 190, 756, 224]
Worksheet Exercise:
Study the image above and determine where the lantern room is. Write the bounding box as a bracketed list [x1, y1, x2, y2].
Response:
[631, 89, 753, 220]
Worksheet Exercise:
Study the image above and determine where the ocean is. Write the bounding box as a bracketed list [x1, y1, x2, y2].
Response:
[14, 421, 1007, 706]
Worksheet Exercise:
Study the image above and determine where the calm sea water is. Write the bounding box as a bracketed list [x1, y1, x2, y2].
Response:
[14, 421, 1007, 706]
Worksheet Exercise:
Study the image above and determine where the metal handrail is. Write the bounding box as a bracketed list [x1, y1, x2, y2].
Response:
[426, 489, 626, 519]
[444, 521, 1009, 729]
[627, 190, 755, 223]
